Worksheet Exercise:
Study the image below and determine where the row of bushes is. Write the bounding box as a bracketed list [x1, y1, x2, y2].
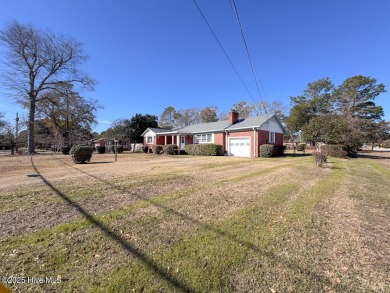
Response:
[151, 143, 283, 157]
[61, 145, 124, 155]
[151, 144, 179, 155]
[96, 145, 124, 154]
[151, 144, 224, 156]
[185, 144, 223, 156]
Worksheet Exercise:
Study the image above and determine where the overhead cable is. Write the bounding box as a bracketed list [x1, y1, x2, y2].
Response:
[229, 0, 268, 114]
[192, 0, 255, 100]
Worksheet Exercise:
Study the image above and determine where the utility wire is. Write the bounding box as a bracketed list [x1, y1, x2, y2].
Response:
[229, 0, 268, 114]
[191, 0, 255, 100]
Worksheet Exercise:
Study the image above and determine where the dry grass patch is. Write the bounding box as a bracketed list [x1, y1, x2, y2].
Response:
[1, 153, 389, 292]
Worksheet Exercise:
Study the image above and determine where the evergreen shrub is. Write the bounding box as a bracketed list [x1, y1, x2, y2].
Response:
[96, 146, 106, 154]
[152, 145, 163, 154]
[61, 146, 71, 155]
[70, 145, 93, 164]
[259, 144, 274, 157]
[110, 145, 124, 153]
[162, 144, 178, 155]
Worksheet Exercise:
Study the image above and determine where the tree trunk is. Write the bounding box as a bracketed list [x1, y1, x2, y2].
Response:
[28, 98, 36, 154]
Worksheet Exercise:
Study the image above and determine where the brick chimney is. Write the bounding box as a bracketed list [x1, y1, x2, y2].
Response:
[228, 111, 239, 124]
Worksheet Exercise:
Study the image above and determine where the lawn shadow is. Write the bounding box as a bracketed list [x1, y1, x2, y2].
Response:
[27, 174, 41, 177]
[283, 153, 311, 158]
[39, 154, 349, 291]
[357, 153, 390, 160]
[30, 156, 193, 293]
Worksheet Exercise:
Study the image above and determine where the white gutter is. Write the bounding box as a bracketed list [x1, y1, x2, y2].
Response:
[253, 127, 256, 157]
[225, 130, 229, 156]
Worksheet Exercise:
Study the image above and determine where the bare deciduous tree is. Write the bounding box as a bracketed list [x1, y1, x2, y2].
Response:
[36, 83, 100, 146]
[0, 21, 95, 154]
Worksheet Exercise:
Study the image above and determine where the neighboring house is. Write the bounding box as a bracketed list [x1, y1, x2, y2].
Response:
[142, 111, 285, 157]
[92, 137, 130, 150]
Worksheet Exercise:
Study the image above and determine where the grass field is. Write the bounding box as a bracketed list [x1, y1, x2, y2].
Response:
[0, 152, 389, 292]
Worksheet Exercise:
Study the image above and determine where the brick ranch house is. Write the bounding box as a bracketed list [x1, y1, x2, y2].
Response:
[142, 111, 285, 157]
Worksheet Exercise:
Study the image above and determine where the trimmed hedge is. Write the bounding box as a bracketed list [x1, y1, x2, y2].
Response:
[61, 146, 71, 155]
[259, 144, 274, 157]
[96, 146, 106, 154]
[324, 144, 348, 158]
[185, 144, 223, 156]
[70, 145, 93, 164]
[152, 145, 163, 154]
[163, 144, 178, 155]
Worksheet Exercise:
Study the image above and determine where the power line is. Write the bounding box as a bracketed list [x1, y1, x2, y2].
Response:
[191, 0, 255, 100]
[229, 0, 268, 114]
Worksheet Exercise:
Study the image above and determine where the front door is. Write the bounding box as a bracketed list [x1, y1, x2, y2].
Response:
[180, 136, 186, 149]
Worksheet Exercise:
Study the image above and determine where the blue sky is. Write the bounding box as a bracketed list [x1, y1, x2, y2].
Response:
[1, 0, 389, 133]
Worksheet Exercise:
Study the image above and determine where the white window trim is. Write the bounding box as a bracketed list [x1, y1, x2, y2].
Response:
[195, 133, 214, 144]
[146, 136, 153, 144]
[269, 131, 275, 143]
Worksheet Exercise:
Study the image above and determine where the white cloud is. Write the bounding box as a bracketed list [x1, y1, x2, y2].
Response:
[98, 120, 112, 125]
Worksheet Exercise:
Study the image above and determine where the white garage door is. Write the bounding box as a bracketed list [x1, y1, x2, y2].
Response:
[229, 137, 251, 157]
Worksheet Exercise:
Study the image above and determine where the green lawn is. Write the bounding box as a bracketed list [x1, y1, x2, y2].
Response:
[1, 153, 389, 292]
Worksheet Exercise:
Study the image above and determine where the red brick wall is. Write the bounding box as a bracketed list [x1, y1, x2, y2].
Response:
[156, 136, 165, 145]
[275, 133, 283, 146]
[185, 135, 193, 145]
[214, 132, 226, 153]
[257, 130, 268, 146]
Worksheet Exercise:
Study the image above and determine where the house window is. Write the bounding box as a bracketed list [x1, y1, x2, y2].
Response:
[269, 132, 275, 143]
[146, 136, 153, 144]
[195, 133, 213, 143]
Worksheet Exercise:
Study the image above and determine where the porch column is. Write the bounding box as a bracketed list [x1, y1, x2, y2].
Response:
[171, 135, 174, 144]
[177, 135, 180, 148]
[165, 136, 167, 145]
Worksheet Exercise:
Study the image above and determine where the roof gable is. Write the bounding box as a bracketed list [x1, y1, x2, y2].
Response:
[226, 114, 285, 133]
[141, 127, 166, 136]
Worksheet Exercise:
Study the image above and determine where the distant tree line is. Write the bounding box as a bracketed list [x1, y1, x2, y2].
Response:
[285, 75, 390, 150]
[158, 101, 287, 129]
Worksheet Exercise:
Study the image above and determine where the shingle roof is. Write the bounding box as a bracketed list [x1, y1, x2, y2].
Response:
[142, 114, 285, 136]
[178, 120, 232, 133]
[226, 114, 274, 130]
[149, 128, 167, 133]
[141, 128, 167, 136]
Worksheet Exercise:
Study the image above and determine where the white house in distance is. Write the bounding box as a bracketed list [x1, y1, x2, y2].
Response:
[142, 111, 285, 157]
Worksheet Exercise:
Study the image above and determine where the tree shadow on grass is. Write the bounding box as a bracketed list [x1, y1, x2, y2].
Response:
[30, 156, 193, 293]
[37, 155, 349, 292]
[283, 153, 312, 158]
[357, 153, 390, 160]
